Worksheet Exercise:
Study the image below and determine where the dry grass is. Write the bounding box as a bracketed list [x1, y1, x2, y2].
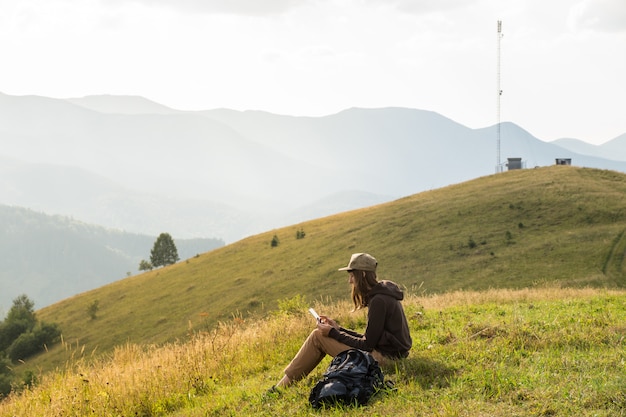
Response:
[416, 285, 616, 310]
[2, 287, 625, 416]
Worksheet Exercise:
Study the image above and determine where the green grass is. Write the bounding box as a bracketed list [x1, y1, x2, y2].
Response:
[6, 166, 626, 396]
[1, 288, 625, 416]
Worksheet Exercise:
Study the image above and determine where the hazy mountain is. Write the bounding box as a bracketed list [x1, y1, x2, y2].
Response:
[0, 156, 258, 242]
[551, 138, 607, 158]
[603, 133, 626, 159]
[0, 93, 323, 211]
[1, 92, 625, 245]
[202, 107, 626, 192]
[552, 133, 626, 162]
[281, 189, 395, 225]
[0, 205, 223, 315]
[66, 94, 183, 115]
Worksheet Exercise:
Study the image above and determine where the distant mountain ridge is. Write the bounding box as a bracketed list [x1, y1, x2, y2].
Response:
[66, 94, 183, 115]
[552, 134, 626, 161]
[0, 155, 255, 242]
[1, 92, 625, 242]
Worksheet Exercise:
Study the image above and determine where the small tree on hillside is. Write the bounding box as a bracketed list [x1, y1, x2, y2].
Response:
[138, 259, 153, 271]
[150, 233, 180, 268]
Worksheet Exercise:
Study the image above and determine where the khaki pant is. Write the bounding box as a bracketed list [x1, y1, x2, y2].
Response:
[283, 329, 389, 381]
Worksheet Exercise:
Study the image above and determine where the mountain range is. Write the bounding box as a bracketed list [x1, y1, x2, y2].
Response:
[2, 92, 625, 244]
[1, 92, 624, 314]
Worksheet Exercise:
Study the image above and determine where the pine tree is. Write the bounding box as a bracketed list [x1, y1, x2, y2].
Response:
[150, 233, 180, 267]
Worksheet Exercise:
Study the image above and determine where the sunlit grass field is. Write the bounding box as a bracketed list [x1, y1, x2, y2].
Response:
[2, 166, 626, 415]
[1, 288, 625, 416]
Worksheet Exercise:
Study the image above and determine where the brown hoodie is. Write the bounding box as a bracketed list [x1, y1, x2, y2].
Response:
[329, 280, 412, 358]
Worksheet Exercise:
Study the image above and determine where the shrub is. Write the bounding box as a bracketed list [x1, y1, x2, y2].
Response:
[0, 320, 31, 352]
[7, 322, 60, 362]
[276, 294, 307, 316]
[87, 300, 100, 320]
[7, 332, 37, 361]
[0, 356, 13, 398]
[139, 259, 153, 271]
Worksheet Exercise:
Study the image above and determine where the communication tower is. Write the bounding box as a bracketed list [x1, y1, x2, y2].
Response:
[495, 20, 504, 173]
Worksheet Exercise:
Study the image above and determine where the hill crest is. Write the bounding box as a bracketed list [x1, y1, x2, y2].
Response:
[28, 166, 626, 375]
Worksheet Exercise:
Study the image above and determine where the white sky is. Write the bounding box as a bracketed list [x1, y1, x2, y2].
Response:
[1, 0, 624, 145]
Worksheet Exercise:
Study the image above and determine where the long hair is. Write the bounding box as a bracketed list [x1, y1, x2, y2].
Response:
[351, 270, 378, 310]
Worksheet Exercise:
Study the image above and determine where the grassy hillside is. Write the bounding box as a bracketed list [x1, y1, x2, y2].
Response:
[21, 166, 626, 378]
[2, 288, 625, 416]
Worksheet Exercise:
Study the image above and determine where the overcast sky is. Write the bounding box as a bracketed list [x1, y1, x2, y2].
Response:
[1, 0, 624, 145]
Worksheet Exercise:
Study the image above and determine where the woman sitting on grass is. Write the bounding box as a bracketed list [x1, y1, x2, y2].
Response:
[274, 253, 412, 388]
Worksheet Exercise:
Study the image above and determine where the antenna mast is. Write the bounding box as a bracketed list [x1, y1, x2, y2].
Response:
[496, 20, 503, 173]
